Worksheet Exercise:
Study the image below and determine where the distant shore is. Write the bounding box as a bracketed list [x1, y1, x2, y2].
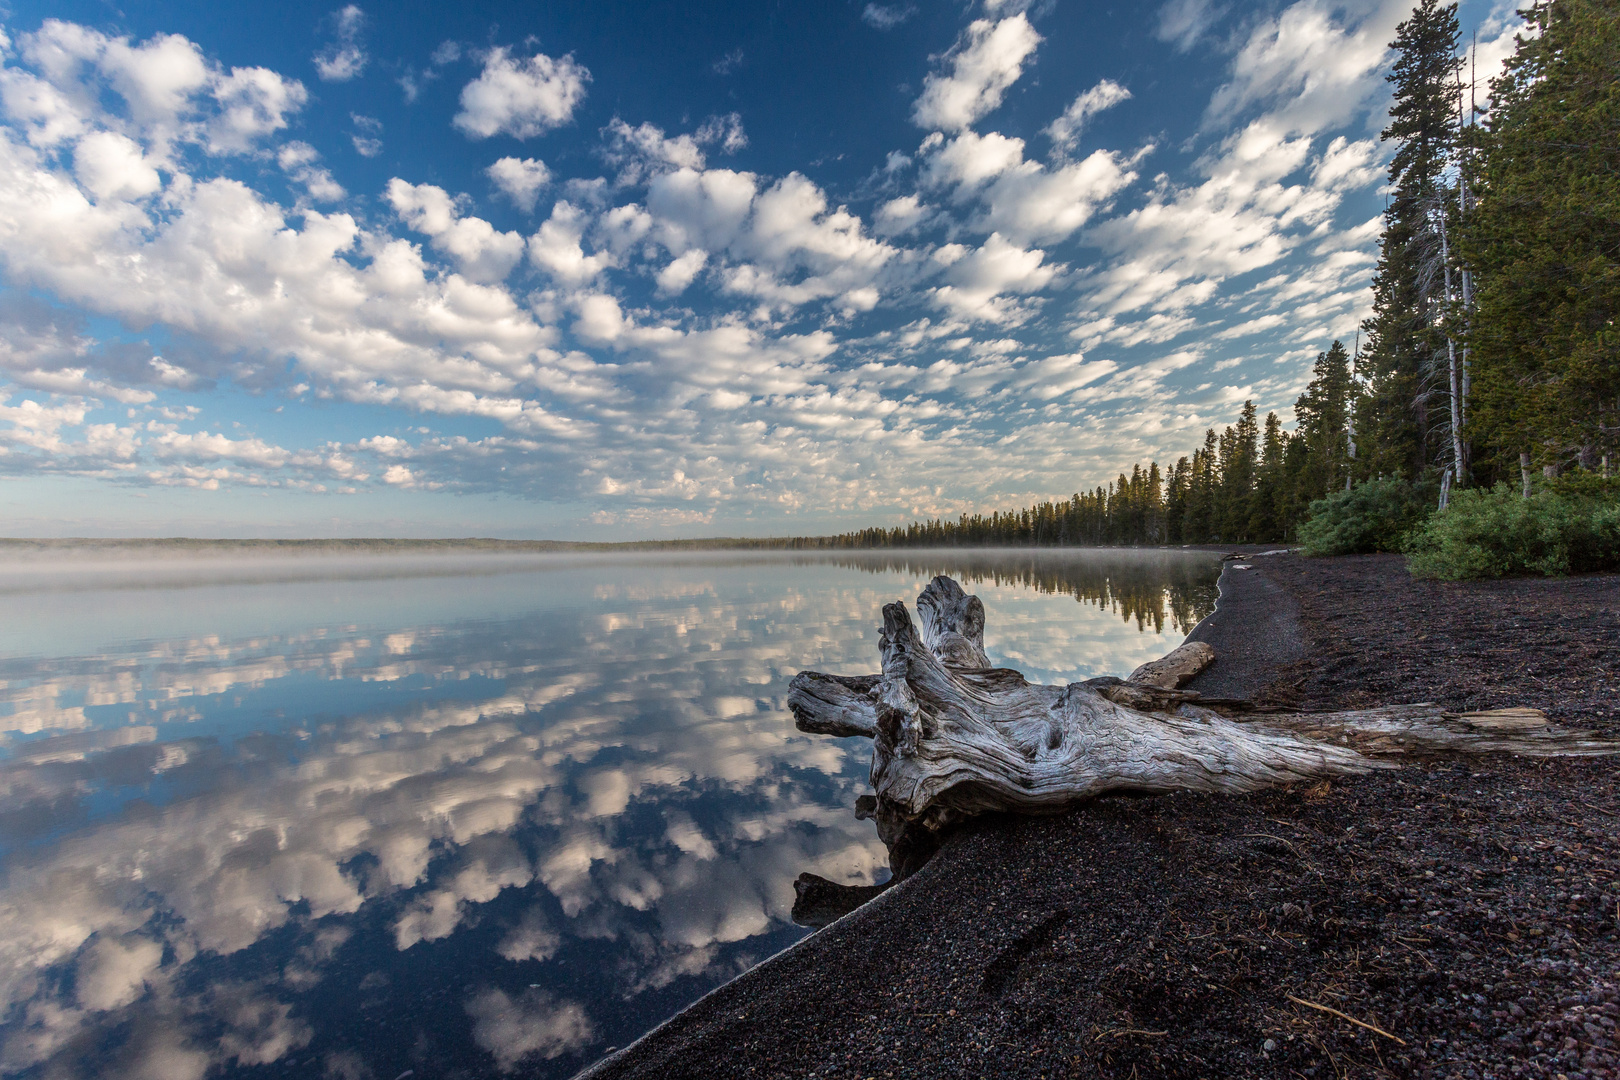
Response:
[576, 552, 1620, 1080]
[0, 536, 1267, 555]
[0, 535, 818, 553]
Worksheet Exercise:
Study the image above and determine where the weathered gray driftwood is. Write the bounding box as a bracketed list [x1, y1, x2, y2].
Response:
[1127, 640, 1215, 689]
[788, 575, 1618, 886]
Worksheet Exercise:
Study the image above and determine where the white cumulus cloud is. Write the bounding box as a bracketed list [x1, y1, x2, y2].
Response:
[932, 232, 1055, 323]
[911, 14, 1041, 132]
[1045, 79, 1132, 155]
[313, 5, 367, 82]
[981, 149, 1137, 244]
[1203, 0, 1388, 137]
[209, 65, 308, 153]
[486, 156, 552, 211]
[528, 200, 614, 285]
[386, 178, 526, 282]
[277, 141, 344, 202]
[454, 47, 590, 140]
[655, 248, 708, 296]
[73, 132, 162, 202]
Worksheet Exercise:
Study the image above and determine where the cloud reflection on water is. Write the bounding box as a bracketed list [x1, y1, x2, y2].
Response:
[0, 549, 1216, 1078]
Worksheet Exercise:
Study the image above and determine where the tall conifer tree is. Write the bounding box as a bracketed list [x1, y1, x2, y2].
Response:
[1357, 0, 1462, 480]
[1187, 430, 1220, 542]
[1165, 457, 1191, 542]
[1249, 412, 1290, 540]
[1295, 341, 1357, 500]
[1465, 0, 1620, 478]
[1220, 402, 1260, 541]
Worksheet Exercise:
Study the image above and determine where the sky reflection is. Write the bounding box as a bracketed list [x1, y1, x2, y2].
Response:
[0, 549, 1216, 1078]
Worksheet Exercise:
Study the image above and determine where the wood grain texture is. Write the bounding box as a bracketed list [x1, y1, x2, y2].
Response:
[1127, 640, 1215, 688]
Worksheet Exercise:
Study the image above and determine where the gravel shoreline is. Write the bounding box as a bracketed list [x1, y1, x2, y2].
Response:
[576, 553, 1620, 1080]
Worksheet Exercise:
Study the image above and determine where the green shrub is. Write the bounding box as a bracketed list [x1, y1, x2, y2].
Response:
[1549, 470, 1620, 501]
[1405, 481, 1620, 580]
[1297, 478, 1435, 556]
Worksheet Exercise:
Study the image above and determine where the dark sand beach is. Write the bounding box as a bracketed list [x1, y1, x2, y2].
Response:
[579, 553, 1620, 1080]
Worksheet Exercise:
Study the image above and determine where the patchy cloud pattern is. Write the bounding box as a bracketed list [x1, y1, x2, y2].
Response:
[0, 0, 1521, 537]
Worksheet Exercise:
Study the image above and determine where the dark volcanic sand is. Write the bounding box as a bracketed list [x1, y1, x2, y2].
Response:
[578, 554, 1620, 1080]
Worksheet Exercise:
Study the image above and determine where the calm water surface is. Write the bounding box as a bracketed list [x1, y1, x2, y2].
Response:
[0, 548, 1218, 1079]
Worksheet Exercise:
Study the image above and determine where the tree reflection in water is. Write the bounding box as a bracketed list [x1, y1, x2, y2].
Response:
[826, 548, 1218, 636]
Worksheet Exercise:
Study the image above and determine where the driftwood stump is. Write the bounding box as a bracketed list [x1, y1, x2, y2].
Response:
[788, 575, 1618, 917]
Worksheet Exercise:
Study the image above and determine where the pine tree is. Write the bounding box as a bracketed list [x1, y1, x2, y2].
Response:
[1220, 402, 1260, 541]
[1357, 0, 1462, 481]
[1465, 0, 1620, 478]
[1295, 341, 1357, 501]
[1145, 461, 1165, 543]
[1165, 456, 1191, 543]
[1183, 430, 1220, 542]
[1248, 412, 1290, 540]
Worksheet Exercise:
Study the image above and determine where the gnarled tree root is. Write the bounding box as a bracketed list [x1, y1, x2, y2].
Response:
[789, 575, 1619, 893]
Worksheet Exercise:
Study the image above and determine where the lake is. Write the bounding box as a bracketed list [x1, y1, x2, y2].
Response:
[0, 547, 1219, 1079]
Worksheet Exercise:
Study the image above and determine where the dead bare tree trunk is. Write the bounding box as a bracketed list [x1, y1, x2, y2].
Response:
[790, 576, 1618, 882]
[1439, 215, 1466, 494]
[1457, 85, 1474, 468]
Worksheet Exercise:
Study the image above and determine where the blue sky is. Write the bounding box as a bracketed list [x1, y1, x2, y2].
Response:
[0, 0, 1519, 538]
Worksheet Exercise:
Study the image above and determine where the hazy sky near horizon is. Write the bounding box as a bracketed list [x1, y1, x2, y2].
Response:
[0, 0, 1519, 539]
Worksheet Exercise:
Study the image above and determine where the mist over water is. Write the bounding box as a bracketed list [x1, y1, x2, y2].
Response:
[0, 548, 1218, 1079]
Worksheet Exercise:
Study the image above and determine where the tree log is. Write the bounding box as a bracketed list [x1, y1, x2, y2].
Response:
[1127, 640, 1215, 688]
[789, 575, 1619, 879]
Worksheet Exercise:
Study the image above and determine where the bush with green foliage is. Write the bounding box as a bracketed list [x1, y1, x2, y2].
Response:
[1405, 480, 1620, 579]
[1296, 478, 1435, 556]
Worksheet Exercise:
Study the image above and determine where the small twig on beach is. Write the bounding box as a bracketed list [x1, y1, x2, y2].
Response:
[1286, 995, 1407, 1045]
[1243, 832, 1304, 857]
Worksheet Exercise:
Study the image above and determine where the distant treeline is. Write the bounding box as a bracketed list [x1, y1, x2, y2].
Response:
[815, 395, 1328, 549]
[0, 536, 811, 553]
